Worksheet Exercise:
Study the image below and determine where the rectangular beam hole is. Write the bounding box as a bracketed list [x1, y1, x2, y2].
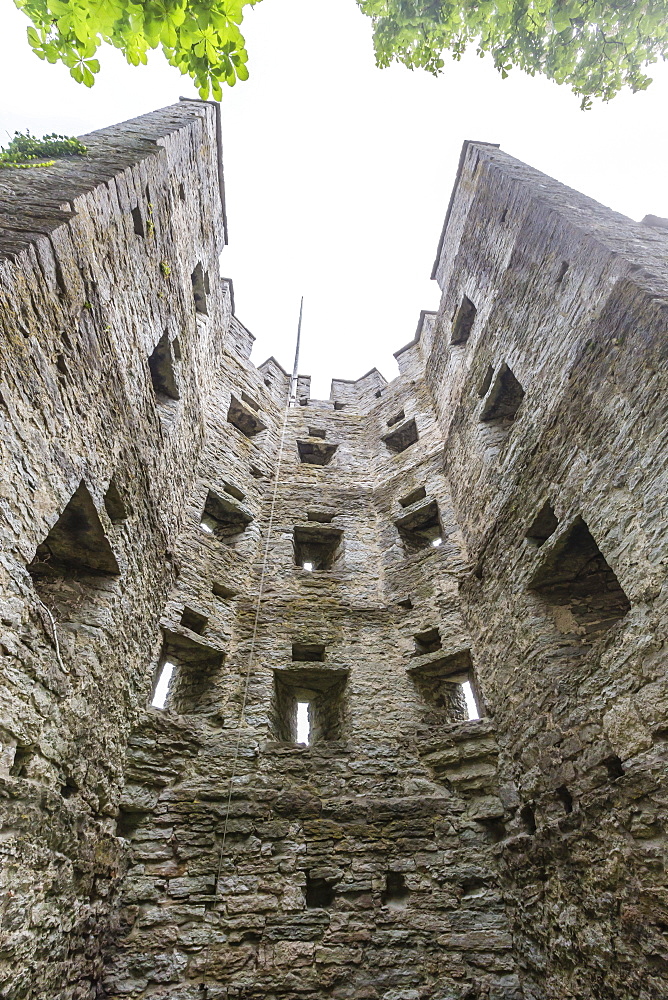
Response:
[292, 642, 326, 662]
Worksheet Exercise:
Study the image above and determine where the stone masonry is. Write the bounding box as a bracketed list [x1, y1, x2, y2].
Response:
[0, 102, 667, 1000]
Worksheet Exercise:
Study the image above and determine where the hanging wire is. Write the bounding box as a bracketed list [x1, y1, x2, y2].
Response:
[199, 298, 303, 994]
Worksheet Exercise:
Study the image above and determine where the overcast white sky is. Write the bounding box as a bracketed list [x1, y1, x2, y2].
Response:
[2, 0, 667, 397]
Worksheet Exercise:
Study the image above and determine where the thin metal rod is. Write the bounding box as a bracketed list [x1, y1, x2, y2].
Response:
[290, 296, 303, 404]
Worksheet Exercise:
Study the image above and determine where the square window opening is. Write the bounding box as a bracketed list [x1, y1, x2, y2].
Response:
[180, 607, 208, 635]
[395, 500, 443, 554]
[480, 363, 524, 423]
[413, 627, 442, 656]
[152, 633, 225, 716]
[272, 668, 347, 744]
[305, 872, 336, 908]
[227, 395, 267, 438]
[409, 650, 481, 724]
[293, 525, 343, 571]
[528, 516, 631, 644]
[28, 481, 120, 605]
[381, 872, 409, 907]
[333, 401, 345, 411]
[200, 489, 253, 545]
[383, 418, 419, 455]
[307, 427, 326, 439]
[297, 440, 338, 466]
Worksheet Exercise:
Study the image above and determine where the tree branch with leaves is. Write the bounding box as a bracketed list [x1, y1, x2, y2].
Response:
[356, 0, 668, 108]
[16, 0, 259, 98]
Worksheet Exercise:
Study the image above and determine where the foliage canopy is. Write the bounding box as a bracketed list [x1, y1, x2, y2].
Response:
[13, 0, 668, 105]
[357, 0, 668, 107]
[15, 0, 259, 99]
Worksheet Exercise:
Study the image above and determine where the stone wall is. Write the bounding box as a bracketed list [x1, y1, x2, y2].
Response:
[1, 107, 668, 1000]
[427, 141, 668, 999]
[0, 102, 230, 999]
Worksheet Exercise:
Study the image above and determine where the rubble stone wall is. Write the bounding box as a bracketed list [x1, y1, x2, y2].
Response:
[428, 142, 668, 999]
[1, 108, 668, 1000]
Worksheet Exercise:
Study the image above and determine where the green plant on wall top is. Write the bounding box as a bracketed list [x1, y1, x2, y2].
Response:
[15, 0, 258, 100]
[0, 131, 87, 168]
[357, 0, 668, 108]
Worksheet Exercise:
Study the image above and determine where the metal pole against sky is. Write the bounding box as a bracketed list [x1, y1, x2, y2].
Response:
[290, 296, 304, 405]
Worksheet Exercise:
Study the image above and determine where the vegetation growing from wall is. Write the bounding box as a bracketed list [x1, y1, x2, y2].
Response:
[0, 131, 87, 168]
[357, 0, 668, 108]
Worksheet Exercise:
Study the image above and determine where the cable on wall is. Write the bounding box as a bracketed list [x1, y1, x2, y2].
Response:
[199, 297, 303, 994]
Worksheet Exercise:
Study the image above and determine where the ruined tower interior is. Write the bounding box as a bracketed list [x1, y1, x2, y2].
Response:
[1, 101, 668, 1000]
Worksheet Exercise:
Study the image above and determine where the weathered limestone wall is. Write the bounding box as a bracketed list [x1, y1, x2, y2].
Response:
[0, 103, 231, 999]
[427, 141, 668, 999]
[103, 343, 520, 999]
[2, 107, 668, 1000]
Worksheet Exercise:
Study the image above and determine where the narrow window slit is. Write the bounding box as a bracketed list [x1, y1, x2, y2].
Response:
[296, 701, 311, 744]
[131, 207, 144, 237]
[149, 331, 179, 402]
[191, 263, 209, 315]
[151, 660, 175, 709]
[451, 295, 476, 345]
